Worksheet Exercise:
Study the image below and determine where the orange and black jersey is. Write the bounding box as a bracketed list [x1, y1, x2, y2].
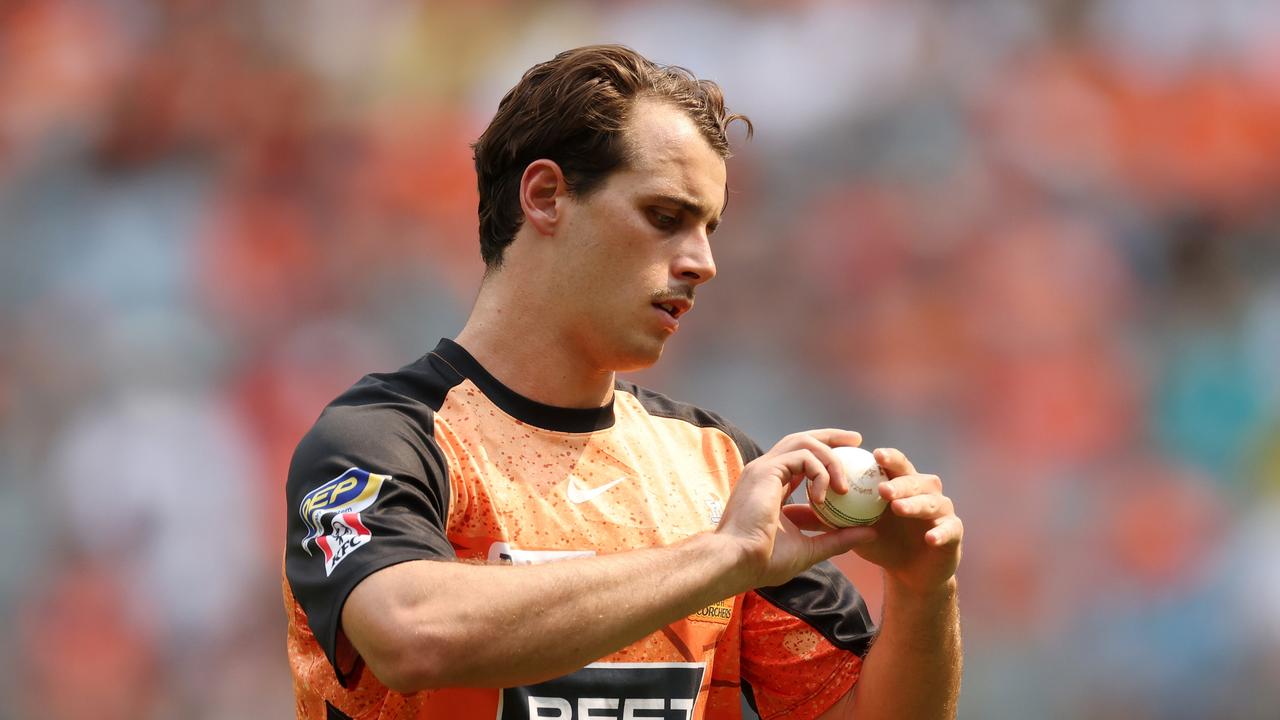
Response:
[284, 338, 877, 719]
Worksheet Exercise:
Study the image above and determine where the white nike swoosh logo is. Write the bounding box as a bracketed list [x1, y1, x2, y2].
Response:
[566, 475, 628, 504]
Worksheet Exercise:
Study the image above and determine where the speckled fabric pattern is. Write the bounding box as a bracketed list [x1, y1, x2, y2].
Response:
[283, 339, 870, 719]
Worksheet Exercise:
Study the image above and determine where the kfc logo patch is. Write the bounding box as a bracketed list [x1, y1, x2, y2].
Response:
[299, 467, 387, 575]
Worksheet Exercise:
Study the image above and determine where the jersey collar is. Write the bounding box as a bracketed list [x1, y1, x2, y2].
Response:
[429, 338, 617, 433]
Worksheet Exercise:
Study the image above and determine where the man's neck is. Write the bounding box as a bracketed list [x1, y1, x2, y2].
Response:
[454, 290, 615, 410]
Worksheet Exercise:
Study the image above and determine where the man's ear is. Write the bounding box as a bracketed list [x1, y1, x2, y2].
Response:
[519, 159, 567, 236]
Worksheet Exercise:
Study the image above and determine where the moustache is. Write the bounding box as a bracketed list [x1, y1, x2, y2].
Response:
[649, 287, 695, 303]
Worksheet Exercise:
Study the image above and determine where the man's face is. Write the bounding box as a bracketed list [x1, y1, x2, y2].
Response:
[551, 99, 728, 373]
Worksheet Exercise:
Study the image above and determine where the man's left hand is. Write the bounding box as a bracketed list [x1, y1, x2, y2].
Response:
[784, 446, 962, 594]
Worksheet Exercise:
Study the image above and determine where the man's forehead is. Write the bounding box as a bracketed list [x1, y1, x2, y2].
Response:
[623, 102, 728, 216]
[626, 99, 705, 148]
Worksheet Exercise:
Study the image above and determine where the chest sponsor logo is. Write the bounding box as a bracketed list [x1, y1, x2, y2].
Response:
[566, 475, 629, 505]
[704, 498, 723, 527]
[298, 468, 387, 576]
[499, 662, 704, 720]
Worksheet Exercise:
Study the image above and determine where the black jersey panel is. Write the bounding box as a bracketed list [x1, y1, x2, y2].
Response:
[285, 359, 463, 682]
[498, 663, 705, 720]
[325, 702, 353, 720]
[755, 561, 877, 657]
[742, 680, 760, 717]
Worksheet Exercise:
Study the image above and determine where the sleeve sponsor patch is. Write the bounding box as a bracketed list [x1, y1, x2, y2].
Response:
[299, 467, 388, 576]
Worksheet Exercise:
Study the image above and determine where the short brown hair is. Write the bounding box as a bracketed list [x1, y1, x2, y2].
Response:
[472, 44, 751, 268]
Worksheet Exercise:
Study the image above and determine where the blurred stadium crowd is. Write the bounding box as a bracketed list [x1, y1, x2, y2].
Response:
[2, 0, 1279, 718]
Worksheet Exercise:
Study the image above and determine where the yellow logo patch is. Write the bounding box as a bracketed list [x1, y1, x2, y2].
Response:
[689, 598, 734, 626]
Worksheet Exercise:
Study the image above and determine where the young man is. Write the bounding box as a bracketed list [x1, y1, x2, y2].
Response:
[284, 45, 963, 719]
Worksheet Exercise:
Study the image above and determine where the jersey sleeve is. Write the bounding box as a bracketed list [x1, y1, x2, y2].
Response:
[284, 401, 456, 682]
[740, 562, 878, 720]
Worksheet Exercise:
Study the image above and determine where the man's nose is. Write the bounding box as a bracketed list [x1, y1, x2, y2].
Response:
[673, 230, 716, 285]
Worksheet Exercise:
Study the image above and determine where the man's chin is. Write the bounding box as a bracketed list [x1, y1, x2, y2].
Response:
[609, 338, 667, 373]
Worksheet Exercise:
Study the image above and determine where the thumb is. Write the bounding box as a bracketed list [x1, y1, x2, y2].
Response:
[806, 525, 877, 563]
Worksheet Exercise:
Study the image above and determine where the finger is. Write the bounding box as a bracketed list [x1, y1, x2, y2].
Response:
[793, 428, 862, 450]
[782, 503, 836, 532]
[805, 467, 829, 508]
[925, 515, 964, 547]
[880, 473, 943, 501]
[889, 493, 955, 520]
[772, 431, 862, 496]
[775, 449, 829, 499]
[805, 523, 878, 562]
[873, 447, 917, 479]
[772, 429, 862, 460]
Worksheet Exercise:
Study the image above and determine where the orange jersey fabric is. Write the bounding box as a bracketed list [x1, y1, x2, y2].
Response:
[284, 339, 876, 719]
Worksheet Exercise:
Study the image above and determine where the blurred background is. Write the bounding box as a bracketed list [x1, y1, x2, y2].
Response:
[2, 0, 1279, 718]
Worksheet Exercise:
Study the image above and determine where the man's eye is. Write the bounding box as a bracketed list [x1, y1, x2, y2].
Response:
[650, 209, 679, 228]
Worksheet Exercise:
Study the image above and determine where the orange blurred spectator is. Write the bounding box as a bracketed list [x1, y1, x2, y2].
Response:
[18, 551, 161, 720]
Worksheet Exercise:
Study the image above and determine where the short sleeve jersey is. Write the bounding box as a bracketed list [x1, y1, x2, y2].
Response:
[284, 339, 877, 720]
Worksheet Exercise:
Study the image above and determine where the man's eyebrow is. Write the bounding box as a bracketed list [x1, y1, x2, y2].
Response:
[650, 193, 724, 232]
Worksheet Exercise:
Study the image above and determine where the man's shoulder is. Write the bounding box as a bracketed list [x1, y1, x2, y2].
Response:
[335, 353, 461, 413]
[292, 353, 463, 471]
[614, 379, 763, 461]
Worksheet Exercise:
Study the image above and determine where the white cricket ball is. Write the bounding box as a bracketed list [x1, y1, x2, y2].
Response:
[810, 446, 889, 528]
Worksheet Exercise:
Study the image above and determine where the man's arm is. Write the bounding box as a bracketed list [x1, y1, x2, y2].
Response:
[344, 532, 745, 691]
[846, 577, 961, 718]
[343, 429, 875, 692]
[816, 577, 961, 720]
[812, 447, 965, 720]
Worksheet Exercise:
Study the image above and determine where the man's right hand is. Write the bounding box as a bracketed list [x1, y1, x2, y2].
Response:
[714, 429, 876, 589]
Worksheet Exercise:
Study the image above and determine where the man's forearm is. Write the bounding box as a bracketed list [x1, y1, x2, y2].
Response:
[834, 577, 962, 720]
[343, 532, 751, 691]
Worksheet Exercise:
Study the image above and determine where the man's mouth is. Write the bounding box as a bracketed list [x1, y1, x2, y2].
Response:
[652, 299, 692, 319]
